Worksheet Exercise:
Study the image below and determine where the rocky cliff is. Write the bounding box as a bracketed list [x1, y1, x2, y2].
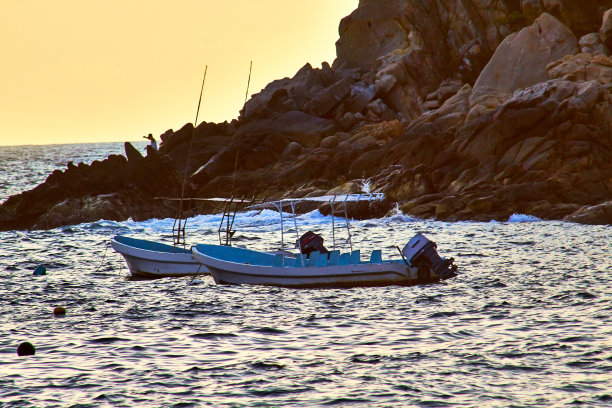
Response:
[2, 0, 611, 230]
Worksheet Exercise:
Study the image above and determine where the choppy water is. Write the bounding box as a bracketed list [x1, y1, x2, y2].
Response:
[0, 144, 611, 407]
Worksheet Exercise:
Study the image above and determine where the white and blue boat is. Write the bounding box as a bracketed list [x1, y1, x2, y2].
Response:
[191, 194, 458, 288]
[111, 197, 252, 278]
[111, 235, 207, 278]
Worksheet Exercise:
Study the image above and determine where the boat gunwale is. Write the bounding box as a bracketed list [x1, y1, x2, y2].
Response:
[192, 246, 414, 279]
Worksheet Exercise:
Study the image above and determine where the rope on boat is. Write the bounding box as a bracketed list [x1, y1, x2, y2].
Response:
[187, 264, 205, 285]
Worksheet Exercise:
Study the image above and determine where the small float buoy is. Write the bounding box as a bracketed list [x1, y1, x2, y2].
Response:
[53, 306, 66, 316]
[17, 342, 35, 356]
[33, 266, 46, 276]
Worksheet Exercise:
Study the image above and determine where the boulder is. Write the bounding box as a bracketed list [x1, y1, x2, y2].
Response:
[34, 194, 129, 230]
[547, 53, 612, 83]
[327, 181, 365, 195]
[334, 1, 412, 71]
[283, 142, 303, 157]
[320, 135, 340, 149]
[435, 196, 466, 219]
[600, 8, 612, 50]
[470, 13, 578, 116]
[458, 79, 610, 162]
[564, 201, 612, 224]
[579, 33, 609, 55]
[241, 111, 337, 148]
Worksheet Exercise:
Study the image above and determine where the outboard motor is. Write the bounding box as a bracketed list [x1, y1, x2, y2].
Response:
[402, 233, 457, 280]
[296, 231, 329, 257]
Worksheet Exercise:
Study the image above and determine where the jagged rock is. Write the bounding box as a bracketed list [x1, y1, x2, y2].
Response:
[319, 196, 394, 220]
[304, 76, 353, 116]
[241, 111, 336, 148]
[34, 194, 128, 230]
[424, 79, 464, 112]
[124, 142, 144, 162]
[435, 196, 466, 219]
[547, 52, 612, 83]
[242, 63, 351, 121]
[458, 79, 611, 161]
[0, 142, 182, 230]
[470, 13, 579, 117]
[4, 0, 612, 230]
[327, 181, 364, 195]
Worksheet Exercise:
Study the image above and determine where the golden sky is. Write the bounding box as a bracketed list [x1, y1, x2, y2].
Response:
[0, 0, 358, 146]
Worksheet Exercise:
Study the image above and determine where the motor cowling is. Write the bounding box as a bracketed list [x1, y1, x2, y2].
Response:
[296, 231, 329, 257]
[402, 233, 457, 280]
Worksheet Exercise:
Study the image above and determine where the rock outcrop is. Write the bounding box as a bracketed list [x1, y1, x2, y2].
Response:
[0, 144, 182, 230]
[469, 13, 579, 115]
[1, 0, 611, 230]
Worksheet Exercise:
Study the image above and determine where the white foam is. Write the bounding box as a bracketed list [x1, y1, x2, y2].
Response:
[508, 213, 542, 223]
[380, 203, 419, 223]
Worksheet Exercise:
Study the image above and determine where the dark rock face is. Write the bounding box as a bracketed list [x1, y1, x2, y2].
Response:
[0, 144, 182, 230]
[2, 0, 612, 230]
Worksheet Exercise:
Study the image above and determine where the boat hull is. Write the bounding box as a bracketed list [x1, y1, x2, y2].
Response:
[111, 236, 208, 277]
[192, 246, 438, 288]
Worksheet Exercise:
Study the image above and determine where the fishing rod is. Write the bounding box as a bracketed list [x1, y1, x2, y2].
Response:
[216, 62, 253, 247]
[173, 66, 208, 247]
[230, 61, 253, 194]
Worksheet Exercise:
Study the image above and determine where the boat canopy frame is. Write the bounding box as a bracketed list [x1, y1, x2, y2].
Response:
[248, 193, 384, 264]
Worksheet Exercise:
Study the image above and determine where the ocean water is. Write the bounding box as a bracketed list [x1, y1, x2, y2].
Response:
[0, 143, 611, 408]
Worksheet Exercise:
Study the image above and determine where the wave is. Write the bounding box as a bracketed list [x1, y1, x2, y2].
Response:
[508, 213, 542, 223]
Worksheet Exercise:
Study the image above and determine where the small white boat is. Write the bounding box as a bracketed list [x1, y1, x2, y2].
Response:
[191, 194, 458, 288]
[111, 235, 208, 278]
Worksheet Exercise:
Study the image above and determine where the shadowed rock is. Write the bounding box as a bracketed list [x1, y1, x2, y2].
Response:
[2, 1, 611, 229]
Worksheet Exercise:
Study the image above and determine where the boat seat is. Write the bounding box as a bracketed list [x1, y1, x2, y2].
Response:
[369, 250, 382, 264]
[316, 253, 328, 267]
[350, 250, 361, 265]
[339, 253, 350, 266]
[307, 251, 320, 267]
[328, 250, 340, 266]
[249, 251, 275, 266]
[273, 253, 284, 267]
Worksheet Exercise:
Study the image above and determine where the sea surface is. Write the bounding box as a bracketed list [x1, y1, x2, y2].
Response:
[0, 143, 610, 408]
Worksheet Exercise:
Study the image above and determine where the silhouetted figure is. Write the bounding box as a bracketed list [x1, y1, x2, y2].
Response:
[143, 133, 157, 150]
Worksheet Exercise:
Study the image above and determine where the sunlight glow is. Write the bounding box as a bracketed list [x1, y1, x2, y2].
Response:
[0, 0, 358, 146]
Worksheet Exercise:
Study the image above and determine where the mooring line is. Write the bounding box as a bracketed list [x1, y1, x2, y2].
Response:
[94, 240, 111, 273]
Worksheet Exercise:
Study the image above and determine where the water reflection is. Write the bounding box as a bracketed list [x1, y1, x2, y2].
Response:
[0, 212, 610, 407]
